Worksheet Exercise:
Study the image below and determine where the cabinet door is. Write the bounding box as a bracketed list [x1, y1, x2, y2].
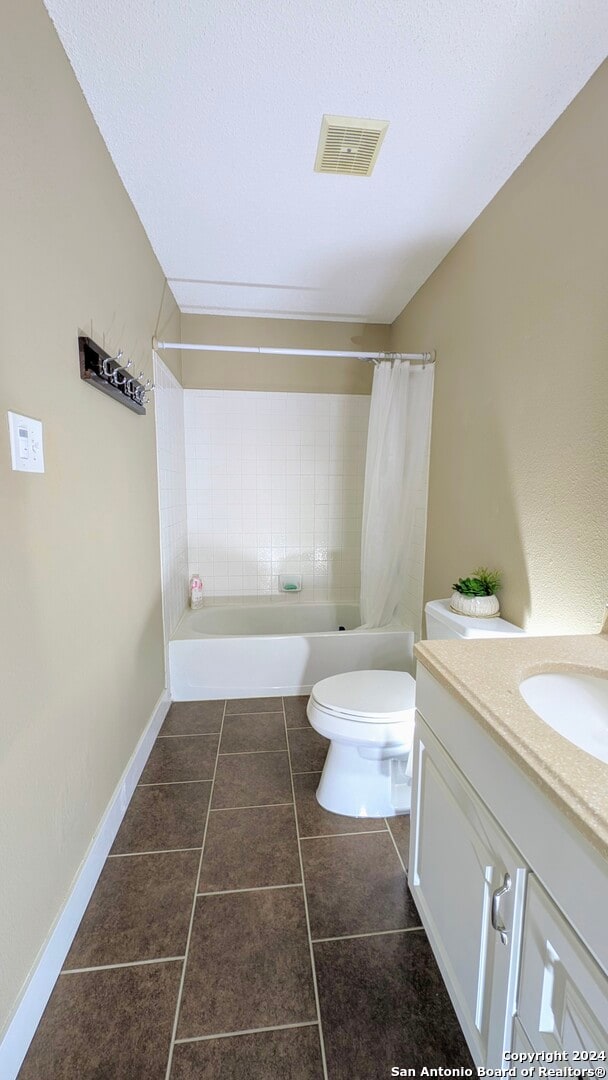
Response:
[410, 717, 527, 1067]
[517, 877, 608, 1053]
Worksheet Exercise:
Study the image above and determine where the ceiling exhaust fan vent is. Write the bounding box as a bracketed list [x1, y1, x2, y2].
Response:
[314, 114, 389, 177]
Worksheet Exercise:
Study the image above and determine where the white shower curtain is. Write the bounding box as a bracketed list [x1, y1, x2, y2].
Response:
[360, 358, 435, 628]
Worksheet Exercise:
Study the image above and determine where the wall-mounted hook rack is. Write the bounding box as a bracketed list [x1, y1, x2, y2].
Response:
[79, 337, 150, 414]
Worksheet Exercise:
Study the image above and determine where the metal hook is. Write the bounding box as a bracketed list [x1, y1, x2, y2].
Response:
[112, 357, 133, 387]
[101, 349, 122, 378]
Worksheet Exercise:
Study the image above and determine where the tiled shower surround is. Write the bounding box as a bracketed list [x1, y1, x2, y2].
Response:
[154, 357, 189, 638]
[185, 390, 370, 602]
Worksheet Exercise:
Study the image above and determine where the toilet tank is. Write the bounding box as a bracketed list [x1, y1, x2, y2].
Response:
[424, 599, 525, 640]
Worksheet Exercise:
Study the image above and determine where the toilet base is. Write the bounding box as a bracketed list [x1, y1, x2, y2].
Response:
[315, 740, 411, 819]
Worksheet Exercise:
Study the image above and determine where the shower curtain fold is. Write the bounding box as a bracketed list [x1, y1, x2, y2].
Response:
[359, 359, 434, 629]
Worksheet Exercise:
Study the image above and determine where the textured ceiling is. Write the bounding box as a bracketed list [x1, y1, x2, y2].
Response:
[44, 1, 608, 323]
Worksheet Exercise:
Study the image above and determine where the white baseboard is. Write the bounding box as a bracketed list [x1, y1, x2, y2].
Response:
[0, 688, 171, 1080]
[172, 685, 313, 701]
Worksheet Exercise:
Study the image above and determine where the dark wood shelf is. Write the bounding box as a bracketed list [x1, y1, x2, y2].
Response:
[79, 336, 146, 415]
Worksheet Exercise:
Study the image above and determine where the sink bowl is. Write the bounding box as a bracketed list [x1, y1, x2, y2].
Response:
[519, 672, 608, 764]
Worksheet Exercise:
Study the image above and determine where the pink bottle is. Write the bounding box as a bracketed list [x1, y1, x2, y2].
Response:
[190, 574, 204, 610]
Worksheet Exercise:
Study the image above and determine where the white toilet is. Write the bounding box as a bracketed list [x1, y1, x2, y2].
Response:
[307, 598, 524, 819]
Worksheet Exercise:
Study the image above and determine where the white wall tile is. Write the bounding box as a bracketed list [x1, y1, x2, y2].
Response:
[184, 390, 370, 603]
[179, 386, 429, 632]
[154, 356, 188, 641]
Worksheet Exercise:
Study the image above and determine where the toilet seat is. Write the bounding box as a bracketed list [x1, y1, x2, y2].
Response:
[307, 602, 524, 821]
[310, 669, 415, 724]
[307, 669, 416, 818]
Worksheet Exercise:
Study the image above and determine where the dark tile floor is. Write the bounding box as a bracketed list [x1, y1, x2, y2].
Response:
[19, 694, 473, 1080]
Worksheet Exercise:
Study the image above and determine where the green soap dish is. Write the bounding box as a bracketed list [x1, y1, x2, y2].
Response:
[279, 575, 302, 593]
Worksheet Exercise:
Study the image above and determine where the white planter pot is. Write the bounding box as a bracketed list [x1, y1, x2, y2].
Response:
[450, 591, 500, 618]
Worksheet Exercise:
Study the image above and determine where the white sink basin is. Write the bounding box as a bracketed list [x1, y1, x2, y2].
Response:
[519, 672, 608, 764]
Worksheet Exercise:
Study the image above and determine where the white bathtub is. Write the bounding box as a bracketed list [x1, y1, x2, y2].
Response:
[169, 602, 414, 700]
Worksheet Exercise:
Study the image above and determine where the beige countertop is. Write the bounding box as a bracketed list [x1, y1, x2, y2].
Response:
[414, 633, 608, 862]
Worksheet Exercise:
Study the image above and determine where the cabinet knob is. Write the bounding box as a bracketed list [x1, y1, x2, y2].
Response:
[491, 872, 512, 945]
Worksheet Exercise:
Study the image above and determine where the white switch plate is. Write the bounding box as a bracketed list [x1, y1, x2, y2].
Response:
[7, 411, 45, 473]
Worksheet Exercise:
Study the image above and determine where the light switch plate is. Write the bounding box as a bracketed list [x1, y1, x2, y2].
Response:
[7, 411, 45, 473]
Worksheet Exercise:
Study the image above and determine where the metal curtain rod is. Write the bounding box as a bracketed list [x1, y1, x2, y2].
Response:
[153, 339, 435, 363]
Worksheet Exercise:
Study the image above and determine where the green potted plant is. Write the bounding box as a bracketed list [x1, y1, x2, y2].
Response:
[451, 567, 502, 618]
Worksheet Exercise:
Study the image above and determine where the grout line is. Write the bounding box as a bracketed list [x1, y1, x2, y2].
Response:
[197, 883, 302, 898]
[138, 779, 212, 787]
[282, 698, 330, 1080]
[224, 709, 283, 717]
[291, 769, 325, 776]
[300, 829, 387, 840]
[164, 698, 227, 1080]
[209, 802, 293, 812]
[108, 847, 202, 858]
[385, 816, 408, 876]
[174, 1020, 319, 1045]
[311, 926, 424, 944]
[157, 732, 221, 739]
[218, 748, 288, 757]
[62, 956, 185, 975]
[211, 800, 294, 810]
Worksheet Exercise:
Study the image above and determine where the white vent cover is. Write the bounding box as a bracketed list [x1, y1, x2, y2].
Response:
[314, 114, 389, 177]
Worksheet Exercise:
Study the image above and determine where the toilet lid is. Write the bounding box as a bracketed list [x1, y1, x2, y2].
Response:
[311, 670, 416, 723]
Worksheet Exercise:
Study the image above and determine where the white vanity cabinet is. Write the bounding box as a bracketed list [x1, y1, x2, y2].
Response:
[411, 665, 608, 1070]
[517, 878, 608, 1054]
[410, 717, 527, 1066]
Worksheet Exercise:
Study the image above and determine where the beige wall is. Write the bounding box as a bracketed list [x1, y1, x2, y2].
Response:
[180, 313, 390, 393]
[391, 62, 608, 634]
[0, 0, 180, 1036]
[2, 3, 605, 1044]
